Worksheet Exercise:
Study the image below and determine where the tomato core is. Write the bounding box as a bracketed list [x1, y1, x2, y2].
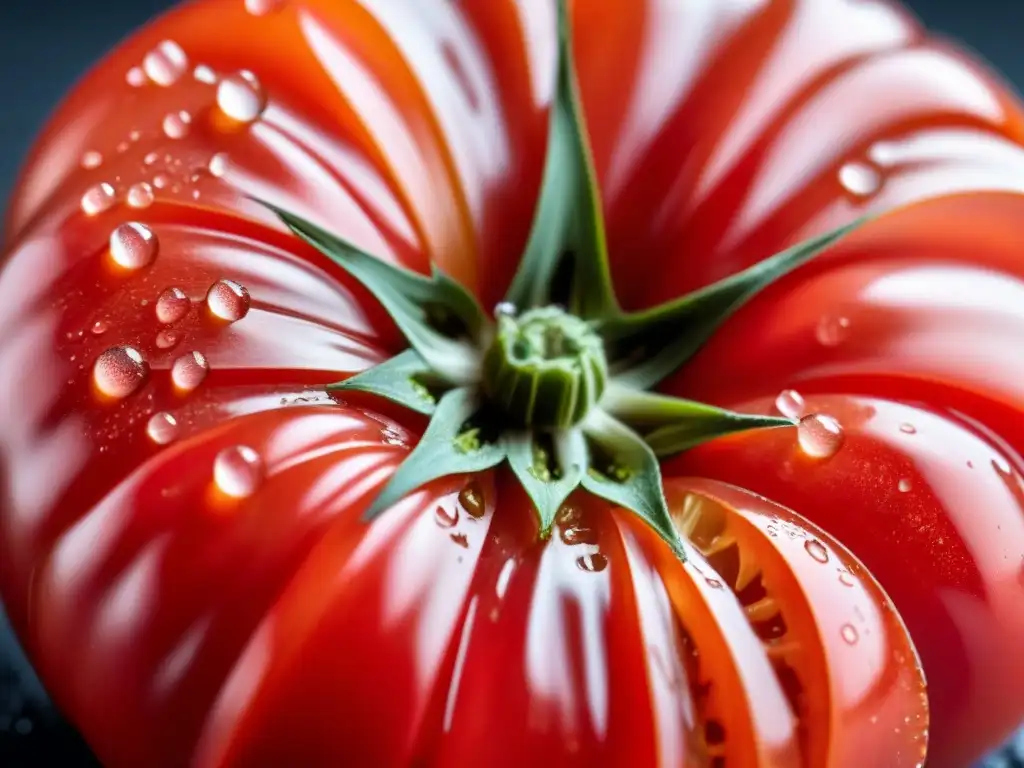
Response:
[481, 304, 608, 429]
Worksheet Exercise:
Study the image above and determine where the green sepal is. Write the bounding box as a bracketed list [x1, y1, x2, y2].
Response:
[505, 429, 587, 536]
[502, 0, 617, 320]
[364, 388, 506, 520]
[600, 217, 869, 389]
[602, 384, 795, 457]
[329, 349, 442, 416]
[580, 410, 685, 559]
[265, 202, 486, 384]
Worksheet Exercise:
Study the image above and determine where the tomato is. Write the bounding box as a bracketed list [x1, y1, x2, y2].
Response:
[1, 0, 1023, 766]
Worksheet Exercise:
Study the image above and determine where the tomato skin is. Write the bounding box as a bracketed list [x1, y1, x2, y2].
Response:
[1, 0, 1023, 766]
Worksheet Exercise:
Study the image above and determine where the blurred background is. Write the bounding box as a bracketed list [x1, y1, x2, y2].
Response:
[0, 0, 1023, 765]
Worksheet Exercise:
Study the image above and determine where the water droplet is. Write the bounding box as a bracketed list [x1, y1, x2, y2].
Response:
[216, 70, 266, 123]
[162, 110, 192, 139]
[213, 445, 264, 498]
[899, 423, 916, 435]
[81, 151, 103, 169]
[838, 161, 881, 199]
[116, 141, 130, 154]
[816, 315, 851, 347]
[143, 40, 188, 86]
[838, 571, 856, 587]
[193, 64, 217, 84]
[144, 151, 160, 166]
[380, 425, 407, 446]
[126, 66, 146, 87]
[804, 539, 829, 563]
[840, 623, 860, 645]
[126, 182, 155, 209]
[798, 414, 844, 459]
[459, 482, 485, 518]
[206, 279, 251, 322]
[245, 0, 284, 14]
[208, 152, 229, 178]
[146, 412, 179, 445]
[156, 287, 191, 324]
[108, 222, 158, 270]
[81, 183, 117, 215]
[898, 478, 913, 493]
[774, 389, 805, 420]
[705, 578, 724, 589]
[129, 130, 141, 142]
[576, 553, 608, 572]
[90, 320, 109, 335]
[450, 531, 469, 548]
[155, 329, 182, 349]
[93, 346, 147, 398]
[171, 351, 209, 392]
[494, 302, 517, 318]
[153, 173, 170, 189]
[560, 526, 597, 546]
[434, 505, 458, 528]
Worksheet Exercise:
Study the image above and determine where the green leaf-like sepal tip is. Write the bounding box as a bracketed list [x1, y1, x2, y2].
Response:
[329, 349, 440, 416]
[505, 430, 587, 536]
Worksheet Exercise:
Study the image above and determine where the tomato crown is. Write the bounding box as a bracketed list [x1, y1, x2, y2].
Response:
[262, 0, 867, 553]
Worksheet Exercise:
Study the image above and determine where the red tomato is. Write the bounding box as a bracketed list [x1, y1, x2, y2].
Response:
[1, 0, 1022, 766]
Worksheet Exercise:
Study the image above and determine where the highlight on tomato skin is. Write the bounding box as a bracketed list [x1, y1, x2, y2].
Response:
[0, 0, 1023, 766]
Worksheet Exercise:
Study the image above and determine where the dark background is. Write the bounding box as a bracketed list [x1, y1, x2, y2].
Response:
[1, 0, 1023, 766]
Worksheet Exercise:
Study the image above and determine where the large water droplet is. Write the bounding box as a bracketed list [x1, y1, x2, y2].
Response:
[156, 287, 191, 324]
[459, 482, 485, 519]
[838, 161, 882, 199]
[774, 389, 805, 420]
[576, 553, 608, 573]
[81, 151, 103, 170]
[146, 411, 179, 445]
[434, 505, 458, 529]
[804, 539, 829, 563]
[171, 351, 209, 392]
[81, 183, 117, 216]
[213, 445, 264, 498]
[216, 71, 266, 123]
[206, 279, 251, 322]
[143, 40, 188, 86]
[208, 152, 229, 178]
[156, 329, 182, 350]
[126, 182, 155, 209]
[816, 314, 851, 347]
[109, 222, 158, 270]
[245, 0, 284, 14]
[840, 623, 860, 645]
[798, 414, 844, 459]
[162, 110, 192, 139]
[93, 346, 147, 398]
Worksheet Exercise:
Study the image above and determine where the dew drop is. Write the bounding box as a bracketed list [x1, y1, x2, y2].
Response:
[208, 152, 229, 178]
[155, 329, 182, 350]
[171, 351, 209, 392]
[90, 320, 109, 335]
[126, 66, 146, 87]
[126, 182, 155, 209]
[898, 478, 913, 493]
[705, 578, 724, 589]
[798, 414, 844, 459]
[143, 40, 188, 86]
[576, 552, 608, 573]
[774, 389, 805, 420]
[838, 571, 856, 587]
[245, 0, 284, 14]
[206, 279, 251, 322]
[81, 182, 117, 215]
[840, 623, 860, 645]
[900, 423, 917, 435]
[213, 445, 264, 498]
[804, 539, 829, 564]
[156, 287, 191, 324]
[494, 301, 517, 318]
[108, 222, 158, 270]
[450, 532, 469, 548]
[816, 315, 851, 347]
[193, 64, 217, 84]
[146, 411, 179, 445]
[153, 174, 170, 190]
[81, 151, 103, 169]
[434, 505, 459, 529]
[143, 151, 160, 166]
[838, 161, 881, 199]
[459, 482, 485, 519]
[116, 141, 130, 154]
[216, 70, 266, 123]
[162, 110, 192, 139]
[560, 525, 597, 546]
[93, 346, 147, 398]
[129, 130, 141, 142]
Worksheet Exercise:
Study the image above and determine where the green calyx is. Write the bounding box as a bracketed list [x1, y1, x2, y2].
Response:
[262, 0, 870, 559]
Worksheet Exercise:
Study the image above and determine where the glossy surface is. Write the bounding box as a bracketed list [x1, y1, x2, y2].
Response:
[0, 0, 1022, 765]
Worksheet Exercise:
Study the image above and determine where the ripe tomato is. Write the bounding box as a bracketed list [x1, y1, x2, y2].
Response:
[1, 0, 1023, 766]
